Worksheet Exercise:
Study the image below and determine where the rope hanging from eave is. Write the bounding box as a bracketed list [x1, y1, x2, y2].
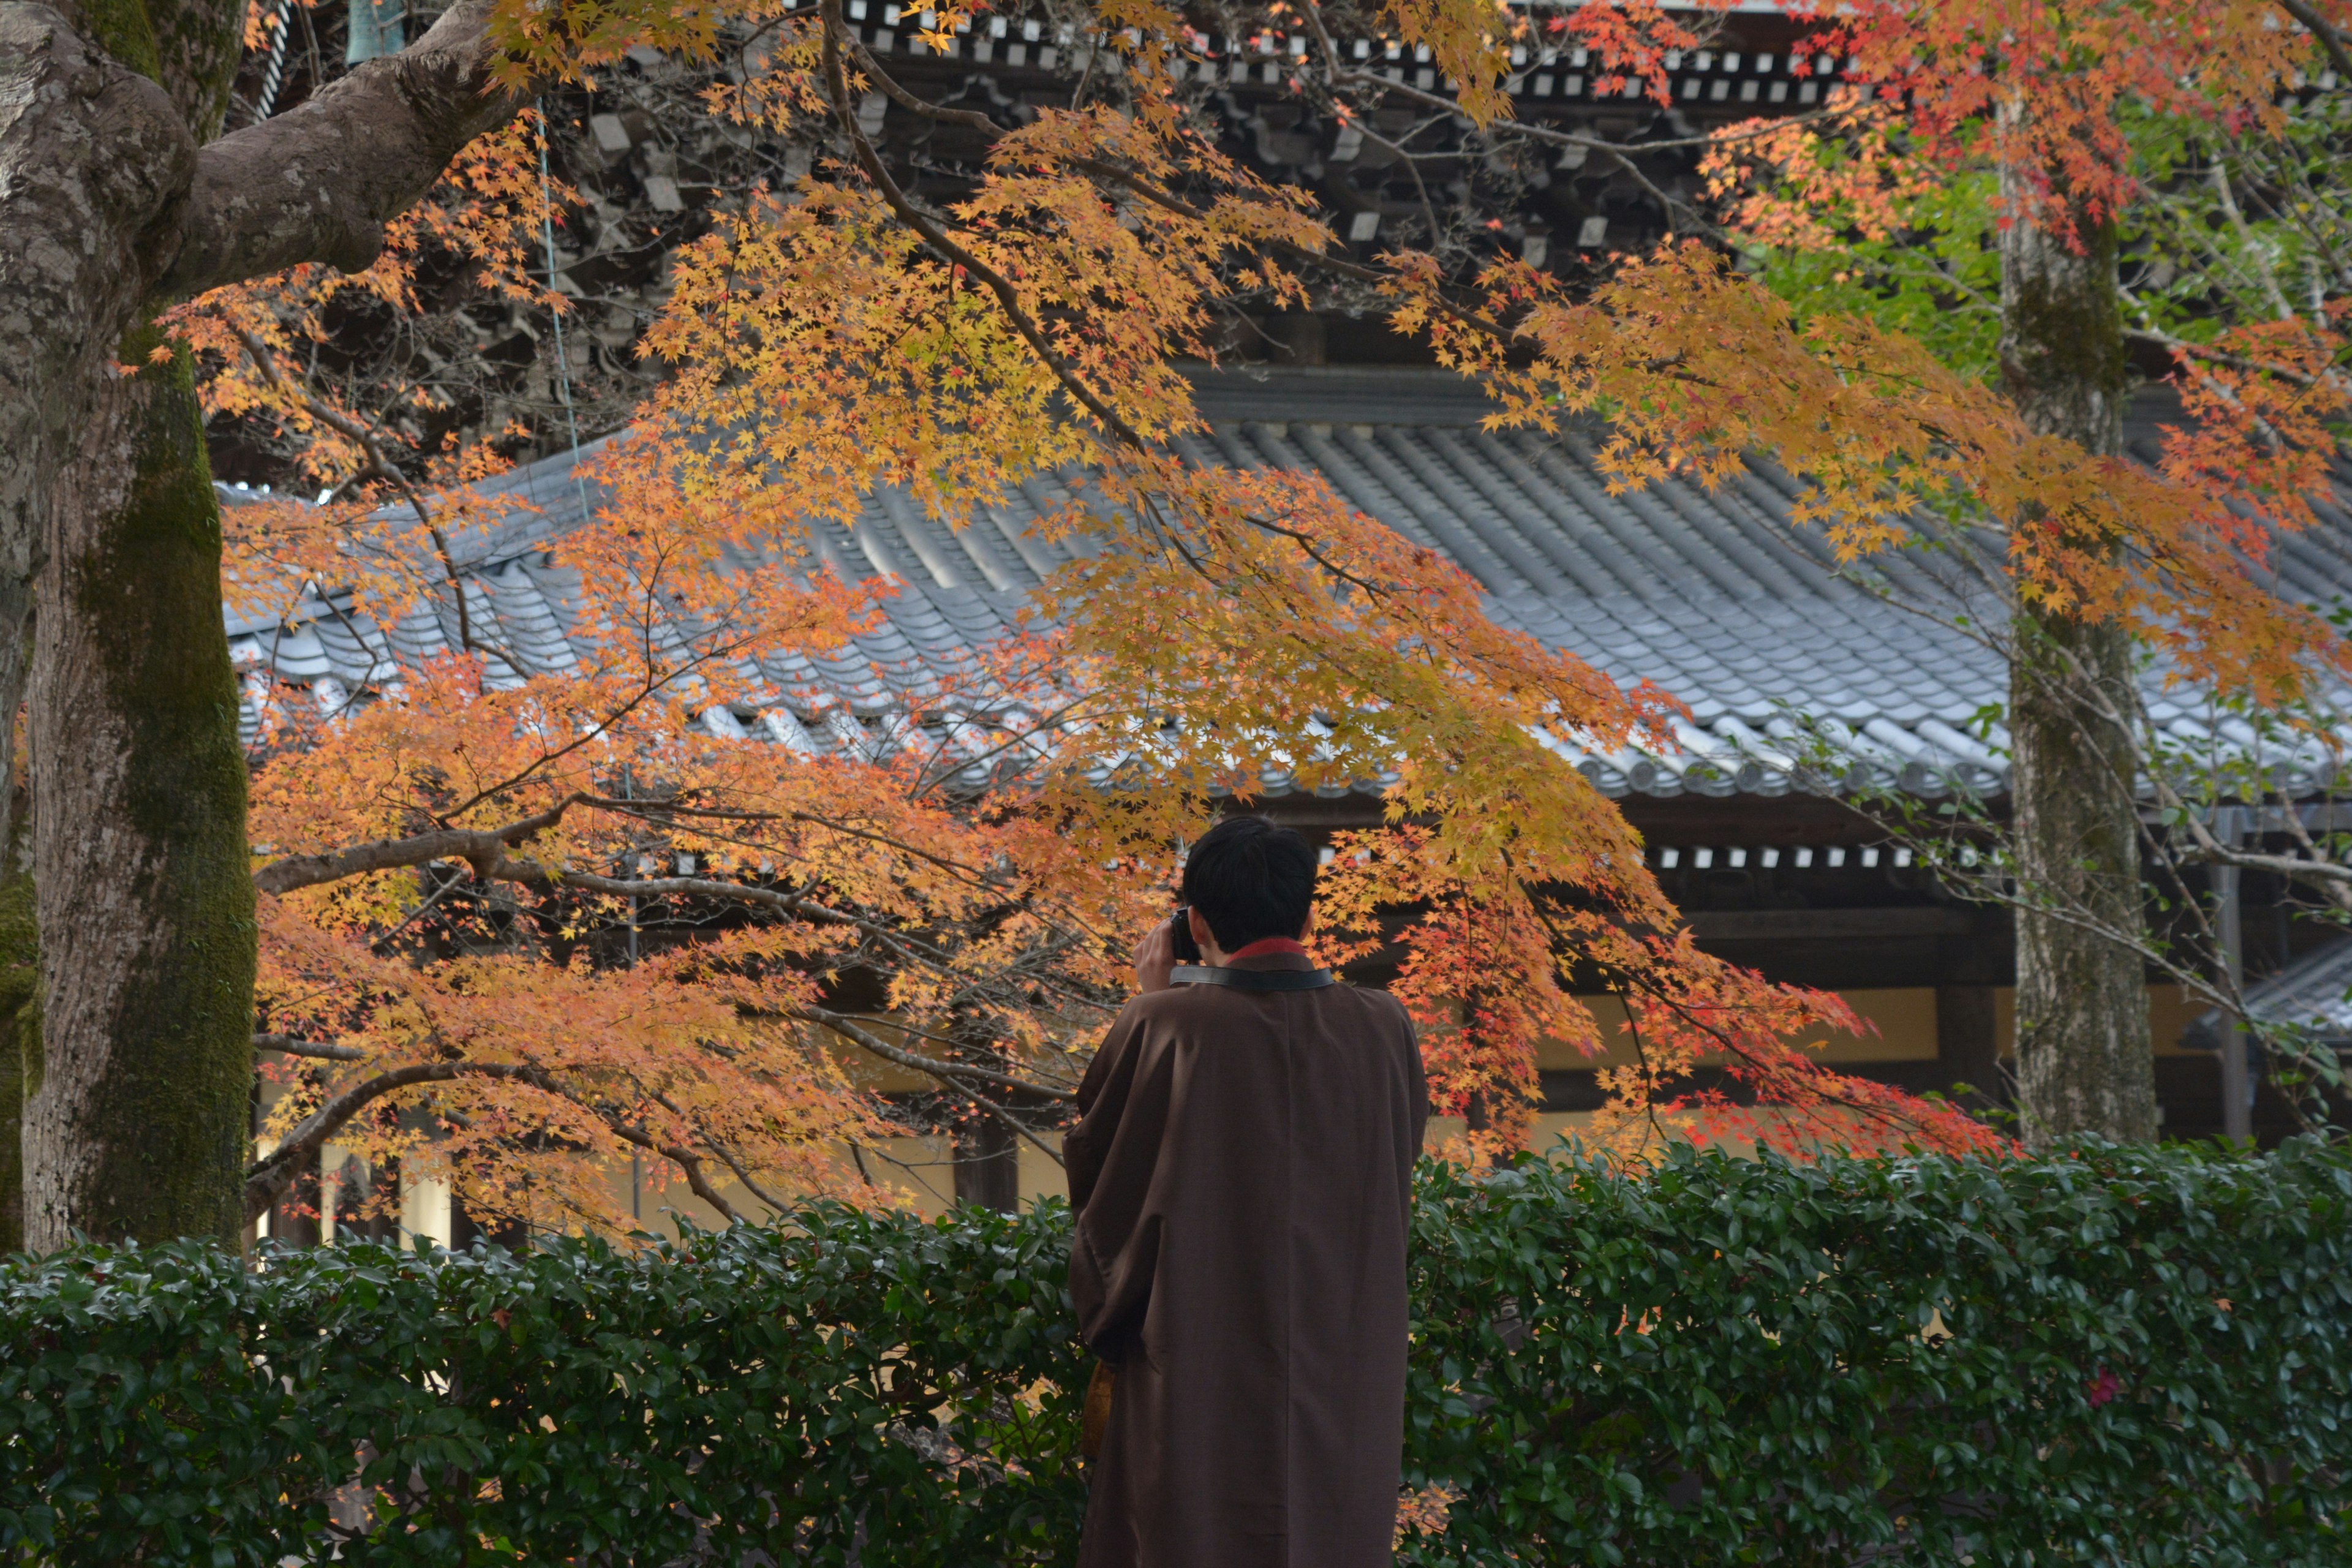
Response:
[537, 99, 595, 524]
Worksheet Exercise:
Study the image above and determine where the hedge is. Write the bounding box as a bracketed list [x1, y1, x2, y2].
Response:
[1, 1139, 2347, 1565]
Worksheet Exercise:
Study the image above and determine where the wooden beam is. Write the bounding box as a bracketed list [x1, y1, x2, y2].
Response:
[1685, 907, 1977, 941]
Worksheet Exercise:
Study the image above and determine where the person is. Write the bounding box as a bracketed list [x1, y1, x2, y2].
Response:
[1064, 815, 1429, 1568]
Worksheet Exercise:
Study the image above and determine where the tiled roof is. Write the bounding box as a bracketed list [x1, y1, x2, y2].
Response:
[221, 366, 2352, 799]
[2182, 938, 2352, 1055]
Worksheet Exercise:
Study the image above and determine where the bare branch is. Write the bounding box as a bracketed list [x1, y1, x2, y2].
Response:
[253, 792, 585, 894]
[244, 1060, 546, 1223]
[797, 1003, 1077, 1101]
[255, 1031, 368, 1061]
[2280, 0, 2352, 84]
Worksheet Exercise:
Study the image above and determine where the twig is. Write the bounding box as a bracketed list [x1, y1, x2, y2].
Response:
[228, 322, 483, 654]
[799, 1003, 1077, 1101]
[244, 1061, 551, 1221]
[254, 1032, 369, 1061]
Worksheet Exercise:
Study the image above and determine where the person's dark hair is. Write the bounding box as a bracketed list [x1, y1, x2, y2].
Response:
[1179, 816, 1318, 952]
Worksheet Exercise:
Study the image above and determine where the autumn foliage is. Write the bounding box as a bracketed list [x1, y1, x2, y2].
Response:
[173, 0, 2352, 1232]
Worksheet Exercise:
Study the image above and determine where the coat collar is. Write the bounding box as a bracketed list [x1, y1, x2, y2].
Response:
[1224, 949, 1317, 972]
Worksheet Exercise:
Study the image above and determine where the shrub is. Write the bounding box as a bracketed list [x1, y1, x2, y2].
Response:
[0, 1203, 1085, 1566]
[1, 1139, 2346, 1564]
[1403, 1138, 2352, 1566]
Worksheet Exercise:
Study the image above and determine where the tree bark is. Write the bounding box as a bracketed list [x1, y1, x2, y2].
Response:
[0, 614, 32, 1254]
[23, 339, 256, 1248]
[0, 750, 37, 1254]
[1998, 198, 2159, 1149]
[0, 871, 31, 1253]
[953, 1113, 1021, 1212]
[11, 0, 252, 1251]
[1, 2, 200, 1246]
[0, 0, 524, 1246]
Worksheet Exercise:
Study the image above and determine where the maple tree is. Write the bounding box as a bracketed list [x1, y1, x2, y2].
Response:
[263, 14, 2021, 1231]
[10, 0, 2351, 1243]
[175, 31, 1995, 1232]
[1687, 0, 2352, 1141]
[210, 314, 1996, 1231]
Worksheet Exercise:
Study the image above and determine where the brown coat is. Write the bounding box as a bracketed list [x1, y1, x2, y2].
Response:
[1065, 951, 1428, 1568]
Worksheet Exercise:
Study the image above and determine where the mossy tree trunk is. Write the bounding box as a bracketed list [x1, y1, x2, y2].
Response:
[0, 599, 31, 1254]
[2, 0, 516, 1247]
[1997, 197, 2160, 1149]
[0, 869, 32, 1254]
[3, 0, 251, 1250]
[21, 337, 255, 1248]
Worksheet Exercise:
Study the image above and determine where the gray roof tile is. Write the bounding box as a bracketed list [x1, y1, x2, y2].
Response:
[217, 368, 2352, 798]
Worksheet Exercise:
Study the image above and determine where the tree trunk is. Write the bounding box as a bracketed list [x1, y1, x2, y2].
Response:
[1, 2, 211, 1246]
[952, 1112, 1022, 1212]
[0, 881, 29, 1254]
[4, 0, 251, 1248]
[0, 614, 33, 1254]
[1998, 199, 2159, 1149]
[0, 0, 519, 1248]
[0, 778, 36, 1255]
[21, 337, 255, 1248]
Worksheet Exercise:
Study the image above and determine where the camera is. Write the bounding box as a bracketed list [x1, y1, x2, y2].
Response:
[1167, 907, 1201, 964]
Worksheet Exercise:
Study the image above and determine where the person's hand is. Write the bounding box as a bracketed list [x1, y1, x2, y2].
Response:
[1133, 915, 1177, 995]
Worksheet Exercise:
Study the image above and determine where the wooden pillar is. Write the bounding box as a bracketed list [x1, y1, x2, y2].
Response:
[1936, 984, 2003, 1111]
[2213, 855, 2254, 1143]
[953, 1115, 1020, 1213]
[269, 1158, 320, 1249]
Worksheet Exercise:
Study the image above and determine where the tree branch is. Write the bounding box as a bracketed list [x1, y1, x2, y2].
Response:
[254, 801, 1012, 984]
[818, 0, 1149, 452]
[797, 1003, 1077, 1101]
[2179, 837, 2352, 901]
[255, 1031, 368, 1061]
[244, 1060, 545, 1223]
[526, 865, 873, 925]
[156, 0, 528, 300]
[594, 1109, 746, 1224]
[253, 793, 585, 893]
[800, 1008, 1069, 1170]
[643, 1086, 793, 1219]
[227, 323, 482, 652]
[243, 1055, 754, 1226]
[2280, 0, 2352, 83]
